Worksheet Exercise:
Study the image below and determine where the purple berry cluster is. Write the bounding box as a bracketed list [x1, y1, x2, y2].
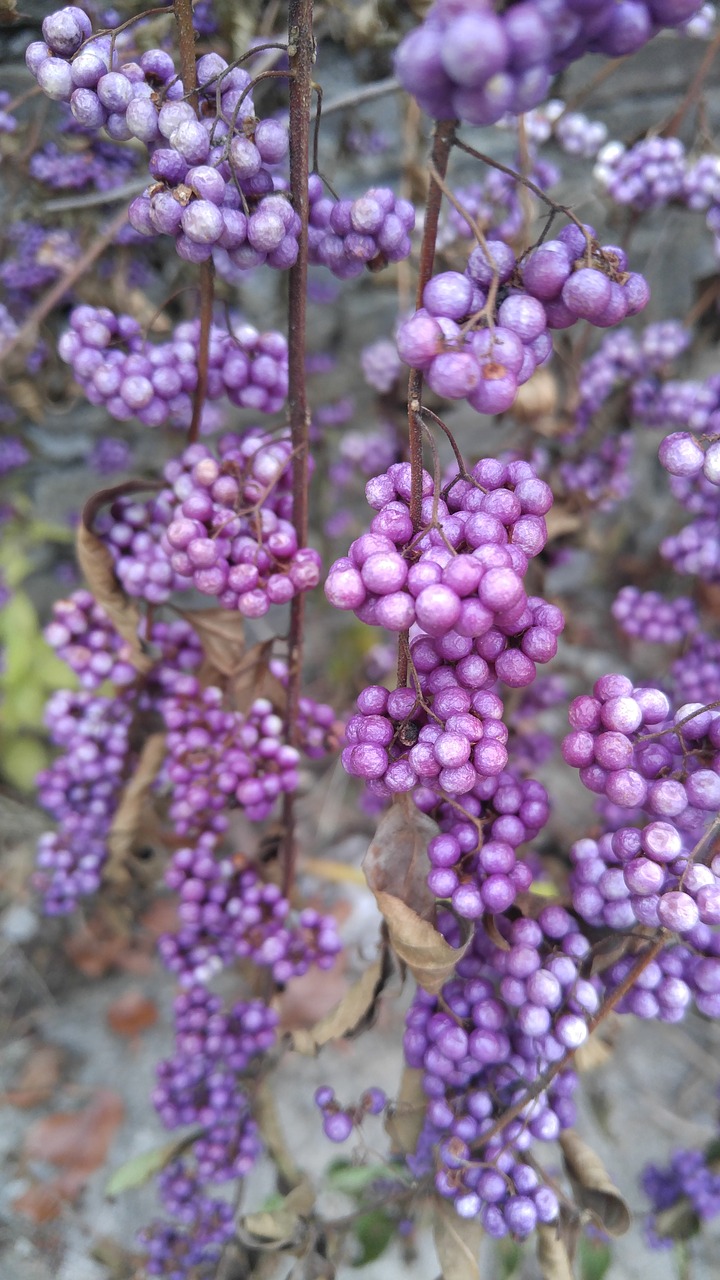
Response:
[34, 689, 133, 913]
[160, 840, 341, 987]
[396, 228, 648, 417]
[162, 682, 301, 831]
[130, 102, 297, 270]
[611, 586, 699, 644]
[58, 306, 289, 428]
[642, 1143, 720, 1248]
[94, 491, 184, 605]
[43, 590, 138, 689]
[437, 157, 560, 248]
[313, 1083, 387, 1143]
[161, 436, 321, 615]
[394, 0, 701, 128]
[326, 456, 559, 680]
[403, 905, 591, 1234]
[307, 176, 415, 279]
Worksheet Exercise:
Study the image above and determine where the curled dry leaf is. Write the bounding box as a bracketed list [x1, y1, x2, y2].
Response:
[290, 942, 392, 1055]
[432, 1197, 483, 1280]
[384, 1066, 427, 1157]
[3, 1043, 63, 1108]
[177, 606, 246, 680]
[77, 484, 157, 673]
[105, 733, 166, 889]
[11, 1181, 65, 1224]
[24, 1088, 124, 1178]
[239, 1177, 315, 1252]
[559, 1130, 631, 1237]
[537, 1223, 575, 1280]
[229, 638, 287, 714]
[106, 988, 158, 1038]
[254, 1080, 305, 1192]
[363, 795, 471, 995]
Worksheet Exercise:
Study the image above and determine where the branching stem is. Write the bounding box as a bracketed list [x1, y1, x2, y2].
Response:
[281, 0, 314, 899]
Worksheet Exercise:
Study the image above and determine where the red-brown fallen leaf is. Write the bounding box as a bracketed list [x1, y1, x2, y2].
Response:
[24, 1089, 124, 1175]
[140, 896, 180, 938]
[106, 989, 158, 1038]
[12, 1181, 65, 1223]
[3, 1044, 63, 1108]
[277, 966, 350, 1031]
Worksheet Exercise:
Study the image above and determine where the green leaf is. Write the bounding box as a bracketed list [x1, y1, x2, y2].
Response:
[580, 1237, 612, 1280]
[105, 1131, 202, 1197]
[498, 1238, 524, 1279]
[351, 1210, 394, 1266]
[327, 1160, 392, 1196]
[0, 735, 47, 790]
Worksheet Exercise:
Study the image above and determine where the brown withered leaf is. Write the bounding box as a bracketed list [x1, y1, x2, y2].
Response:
[178, 607, 246, 680]
[559, 1130, 630, 1236]
[105, 733, 166, 889]
[277, 966, 349, 1032]
[513, 367, 558, 422]
[24, 1089, 124, 1177]
[77, 485, 155, 672]
[291, 942, 392, 1055]
[11, 1182, 64, 1224]
[106, 988, 158, 1038]
[385, 1066, 427, 1157]
[537, 1223, 575, 1280]
[363, 796, 471, 994]
[574, 1025, 615, 1074]
[230, 639, 287, 714]
[432, 1198, 483, 1280]
[255, 1080, 305, 1192]
[3, 1044, 63, 1108]
[543, 505, 582, 543]
[239, 1177, 315, 1251]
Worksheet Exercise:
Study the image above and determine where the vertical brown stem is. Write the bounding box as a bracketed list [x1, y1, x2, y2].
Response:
[173, 0, 198, 110]
[174, 0, 213, 446]
[281, 0, 313, 898]
[407, 118, 456, 532]
[188, 261, 215, 445]
[398, 119, 456, 688]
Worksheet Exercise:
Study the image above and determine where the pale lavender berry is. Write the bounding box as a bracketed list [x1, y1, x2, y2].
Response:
[659, 432, 704, 477]
[562, 268, 612, 320]
[657, 891, 700, 933]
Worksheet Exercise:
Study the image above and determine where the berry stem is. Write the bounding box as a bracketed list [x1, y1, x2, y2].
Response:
[281, 0, 315, 899]
[173, 0, 199, 113]
[398, 119, 456, 689]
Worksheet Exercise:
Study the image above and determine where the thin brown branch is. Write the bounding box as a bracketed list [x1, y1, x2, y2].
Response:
[661, 27, 720, 137]
[188, 261, 215, 445]
[0, 206, 129, 367]
[281, 0, 315, 900]
[173, 0, 198, 112]
[471, 931, 670, 1157]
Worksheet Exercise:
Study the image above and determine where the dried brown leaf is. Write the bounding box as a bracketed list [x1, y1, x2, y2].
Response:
[3, 1044, 63, 1108]
[106, 988, 158, 1038]
[11, 1182, 64, 1223]
[512, 367, 558, 421]
[385, 1066, 427, 1157]
[543, 506, 583, 543]
[178, 607, 246, 679]
[574, 1027, 615, 1073]
[77, 486, 155, 672]
[291, 943, 392, 1054]
[560, 1130, 631, 1236]
[255, 1080, 305, 1192]
[537, 1223, 575, 1280]
[24, 1089, 124, 1177]
[432, 1197, 483, 1280]
[363, 796, 471, 994]
[229, 638, 287, 714]
[277, 966, 350, 1032]
[240, 1177, 315, 1251]
[105, 733, 166, 889]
